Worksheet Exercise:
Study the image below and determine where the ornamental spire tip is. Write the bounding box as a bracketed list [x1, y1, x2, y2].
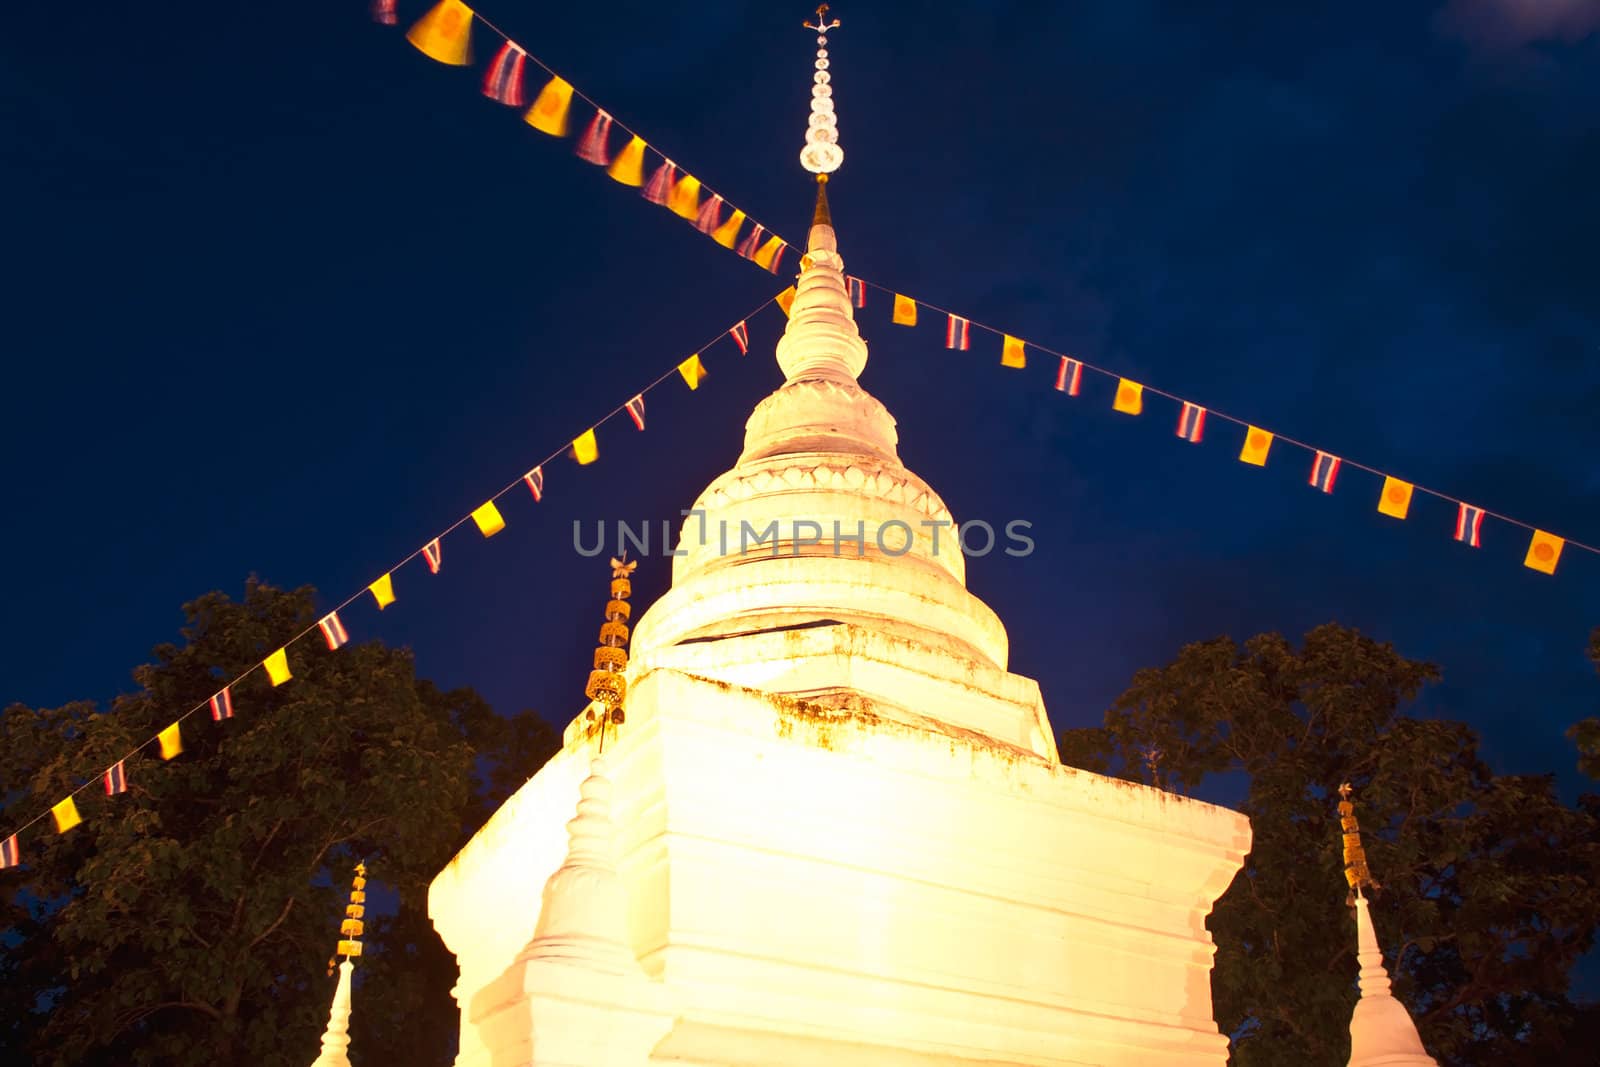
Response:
[799, 5, 842, 176]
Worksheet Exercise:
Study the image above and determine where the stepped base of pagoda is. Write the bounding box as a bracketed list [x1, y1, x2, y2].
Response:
[429, 658, 1251, 1067]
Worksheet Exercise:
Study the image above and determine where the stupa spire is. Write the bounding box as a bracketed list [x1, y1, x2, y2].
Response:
[1337, 784, 1437, 1067]
[774, 5, 867, 385]
[519, 559, 641, 974]
[310, 863, 367, 1067]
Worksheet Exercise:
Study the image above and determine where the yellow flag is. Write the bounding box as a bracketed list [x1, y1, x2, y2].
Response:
[711, 210, 746, 249]
[777, 286, 797, 317]
[1001, 335, 1026, 369]
[1113, 379, 1143, 415]
[406, 0, 474, 66]
[572, 428, 599, 465]
[264, 648, 292, 688]
[368, 573, 396, 610]
[1524, 530, 1564, 575]
[1240, 426, 1273, 466]
[678, 354, 707, 390]
[892, 294, 917, 326]
[52, 797, 81, 834]
[472, 501, 505, 537]
[524, 76, 573, 137]
[754, 236, 784, 271]
[158, 722, 183, 761]
[668, 174, 701, 219]
[606, 136, 647, 186]
[1377, 477, 1413, 520]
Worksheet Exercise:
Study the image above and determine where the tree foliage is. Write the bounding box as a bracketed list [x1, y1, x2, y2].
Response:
[1059, 623, 1600, 1066]
[0, 580, 558, 1066]
[1567, 627, 1600, 781]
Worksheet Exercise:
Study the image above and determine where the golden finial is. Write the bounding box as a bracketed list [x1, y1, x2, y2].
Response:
[326, 861, 368, 976]
[1338, 782, 1379, 902]
[583, 557, 637, 748]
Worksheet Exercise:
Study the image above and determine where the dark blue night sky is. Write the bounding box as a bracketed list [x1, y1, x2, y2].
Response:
[5, 0, 1598, 816]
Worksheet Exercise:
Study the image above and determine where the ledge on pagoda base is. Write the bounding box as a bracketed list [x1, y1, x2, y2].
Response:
[431, 666, 1251, 1067]
[622, 619, 1056, 761]
[468, 958, 675, 1067]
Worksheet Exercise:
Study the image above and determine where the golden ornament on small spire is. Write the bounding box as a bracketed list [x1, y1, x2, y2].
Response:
[583, 557, 638, 747]
[1337, 782, 1379, 902]
[326, 861, 369, 976]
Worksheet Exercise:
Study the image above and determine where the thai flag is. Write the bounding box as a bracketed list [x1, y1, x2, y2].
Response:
[846, 276, 866, 308]
[626, 395, 645, 431]
[1455, 503, 1485, 547]
[210, 687, 234, 722]
[946, 315, 970, 351]
[524, 466, 544, 502]
[576, 110, 613, 166]
[104, 761, 127, 796]
[319, 612, 350, 651]
[482, 43, 528, 108]
[766, 241, 786, 275]
[371, 0, 397, 26]
[735, 224, 765, 261]
[0, 834, 17, 870]
[1054, 357, 1082, 396]
[1177, 402, 1206, 443]
[1310, 451, 1341, 494]
[422, 539, 442, 574]
[730, 320, 749, 355]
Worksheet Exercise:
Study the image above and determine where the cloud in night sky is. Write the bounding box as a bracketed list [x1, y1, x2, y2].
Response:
[1440, 0, 1600, 49]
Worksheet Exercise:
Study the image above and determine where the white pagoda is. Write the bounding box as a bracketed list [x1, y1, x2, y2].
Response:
[428, 15, 1251, 1065]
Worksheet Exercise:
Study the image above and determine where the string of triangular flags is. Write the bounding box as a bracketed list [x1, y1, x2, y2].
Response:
[0, 294, 783, 869]
[845, 277, 1595, 576]
[381, 0, 798, 276]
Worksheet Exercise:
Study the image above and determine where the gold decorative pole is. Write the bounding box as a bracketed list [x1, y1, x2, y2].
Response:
[583, 557, 638, 750]
[1337, 782, 1379, 902]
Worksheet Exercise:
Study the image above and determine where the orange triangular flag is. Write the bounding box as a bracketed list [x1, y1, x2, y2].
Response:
[264, 648, 292, 687]
[471, 501, 505, 537]
[1001, 335, 1026, 369]
[678, 354, 707, 390]
[1240, 426, 1273, 466]
[158, 722, 183, 760]
[1113, 379, 1143, 415]
[668, 174, 702, 219]
[52, 797, 81, 834]
[572, 429, 599, 465]
[711, 209, 746, 249]
[753, 236, 785, 272]
[1524, 530, 1564, 575]
[607, 136, 647, 186]
[369, 573, 396, 610]
[406, 0, 474, 66]
[524, 77, 573, 137]
[892, 294, 917, 326]
[1377, 477, 1413, 520]
[777, 286, 797, 317]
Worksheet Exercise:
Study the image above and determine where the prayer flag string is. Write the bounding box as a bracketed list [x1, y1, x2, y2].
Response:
[0, 292, 787, 860]
[853, 275, 1598, 571]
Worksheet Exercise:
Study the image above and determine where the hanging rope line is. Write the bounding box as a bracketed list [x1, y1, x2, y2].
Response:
[844, 273, 1598, 564]
[379, 4, 1595, 573]
[0, 292, 786, 857]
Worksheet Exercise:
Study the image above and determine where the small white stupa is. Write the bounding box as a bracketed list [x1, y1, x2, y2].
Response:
[1338, 785, 1437, 1067]
[429, 11, 1252, 1065]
